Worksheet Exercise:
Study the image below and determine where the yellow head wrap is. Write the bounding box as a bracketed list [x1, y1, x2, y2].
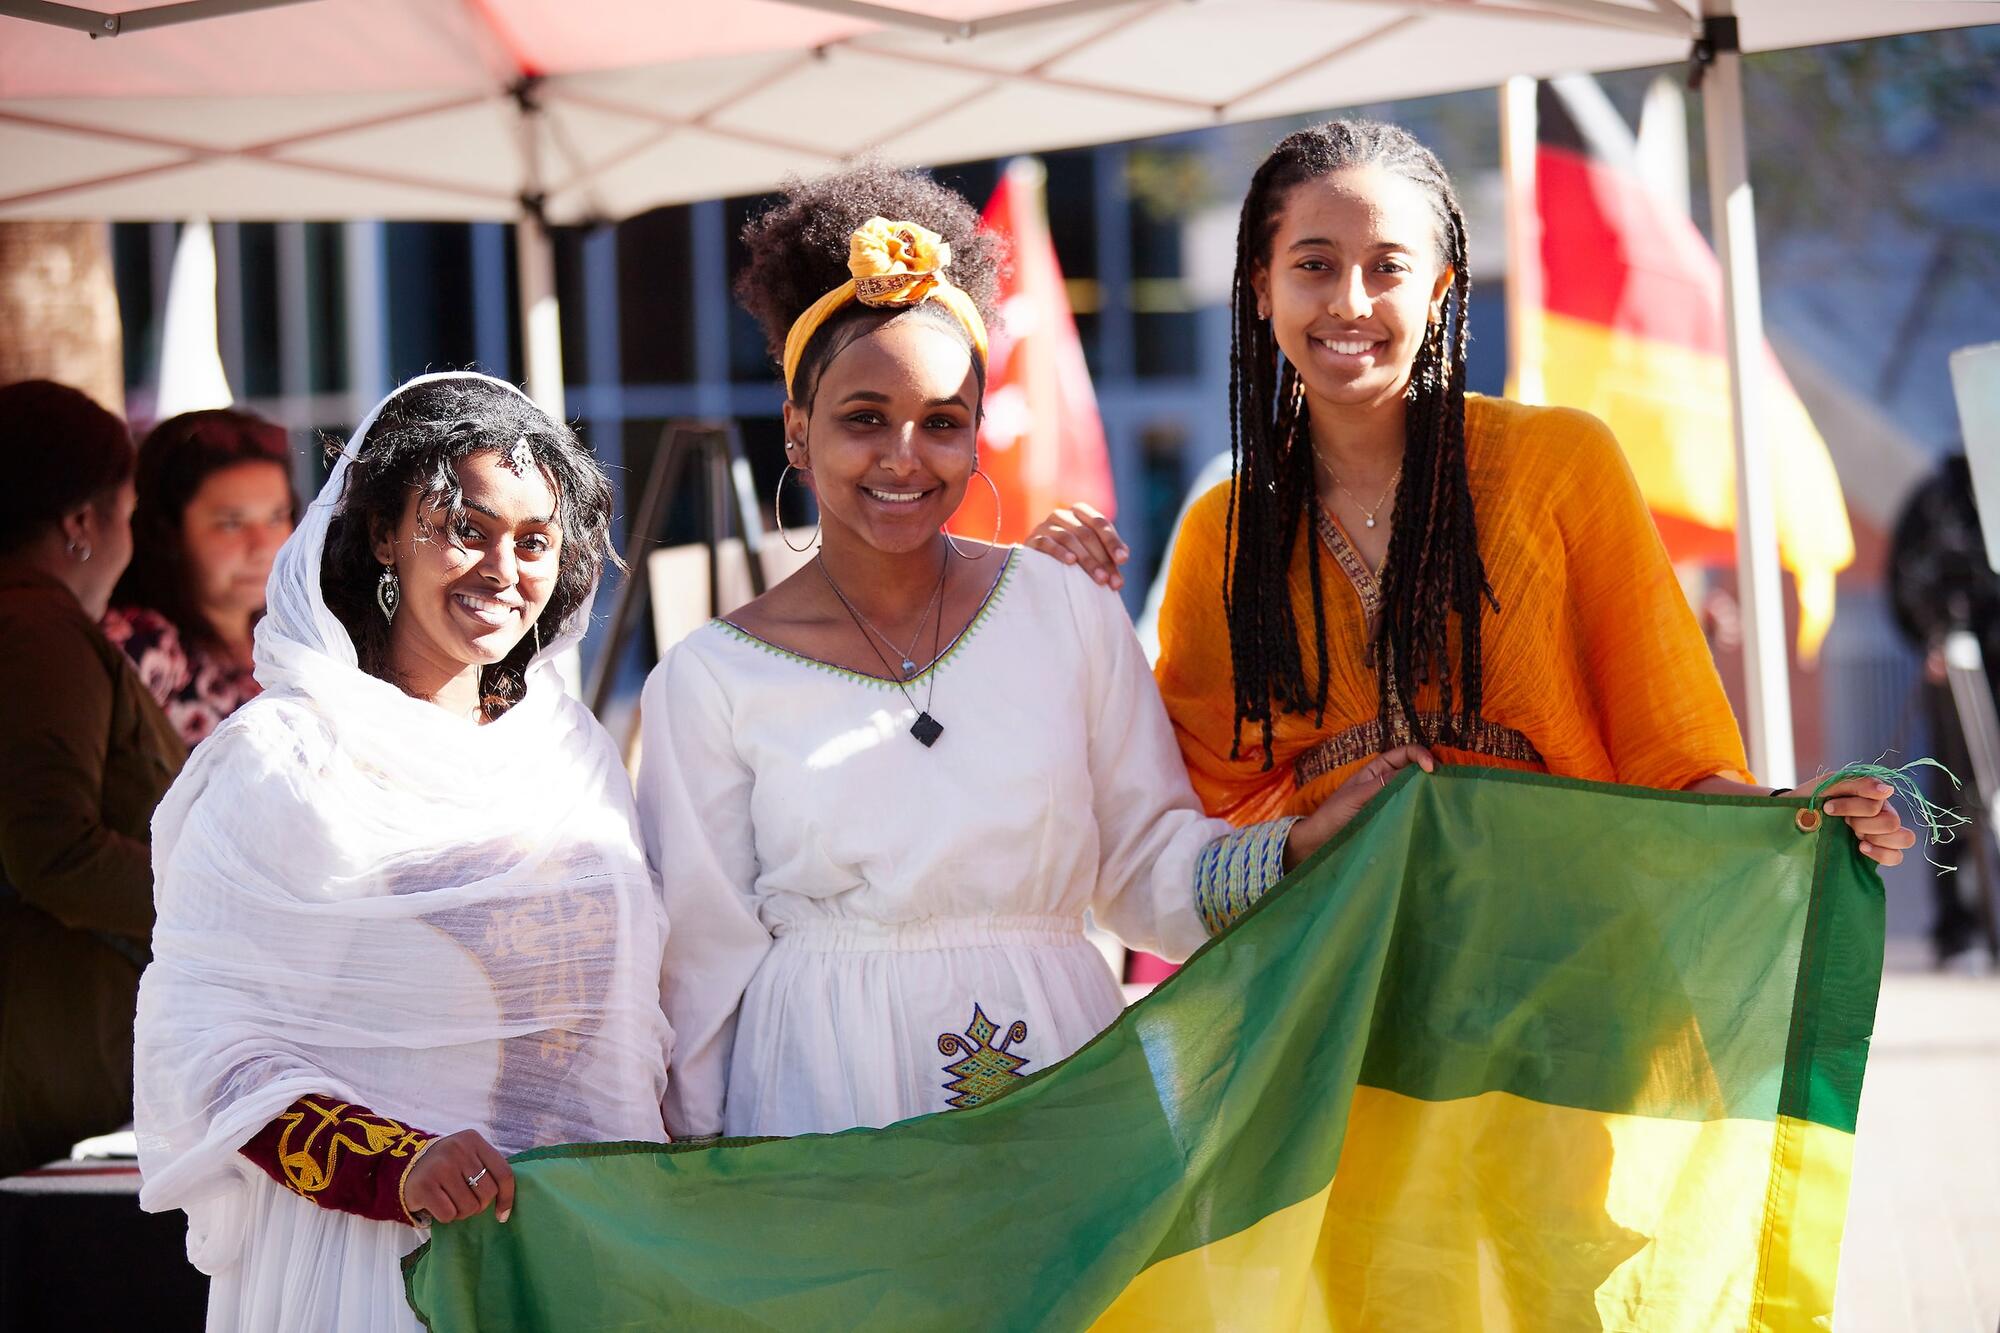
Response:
[780, 217, 991, 398]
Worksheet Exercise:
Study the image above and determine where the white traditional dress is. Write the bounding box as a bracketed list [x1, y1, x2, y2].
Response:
[639, 549, 1294, 1140]
[134, 374, 674, 1332]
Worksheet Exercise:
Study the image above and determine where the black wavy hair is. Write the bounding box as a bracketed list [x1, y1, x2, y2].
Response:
[734, 160, 1004, 408]
[113, 408, 299, 654]
[1224, 119, 1489, 765]
[320, 377, 616, 719]
[0, 379, 133, 555]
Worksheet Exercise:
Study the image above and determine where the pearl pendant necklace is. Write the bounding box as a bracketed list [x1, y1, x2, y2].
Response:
[1335, 463, 1403, 529]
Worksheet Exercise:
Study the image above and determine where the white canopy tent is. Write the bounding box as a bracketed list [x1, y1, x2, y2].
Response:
[4, 0, 1994, 778]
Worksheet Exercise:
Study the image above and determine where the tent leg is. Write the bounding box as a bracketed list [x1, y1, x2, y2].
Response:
[516, 214, 566, 421]
[516, 211, 582, 696]
[1700, 2, 1794, 788]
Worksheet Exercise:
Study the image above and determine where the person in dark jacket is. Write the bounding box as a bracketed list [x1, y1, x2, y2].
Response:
[1888, 452, 2000, 966]
[0, 380, 184, 1177]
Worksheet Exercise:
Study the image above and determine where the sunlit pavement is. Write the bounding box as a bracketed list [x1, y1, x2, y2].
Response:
[1835, 865, 2000, 1332]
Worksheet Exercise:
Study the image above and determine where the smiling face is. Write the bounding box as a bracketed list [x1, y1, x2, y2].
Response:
[371, 449, 563, 683]
[1252, 164, 1454, 419]
[181, 460, 292, 627]
[785, 312, 980, 557]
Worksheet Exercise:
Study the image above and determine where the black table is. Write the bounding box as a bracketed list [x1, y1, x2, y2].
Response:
[0, 1161, 206, 1330]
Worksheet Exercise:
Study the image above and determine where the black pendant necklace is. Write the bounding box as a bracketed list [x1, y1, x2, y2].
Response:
[817, 553, 949, 748]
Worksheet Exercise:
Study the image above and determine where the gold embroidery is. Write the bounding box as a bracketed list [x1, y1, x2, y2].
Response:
[1292, 713, 1543, 790]
[397, 1137, 436, 1225]
[1313, 501, 1382, 619]
[422, 862, 620, 1148]
[274, 1098, 431, 1199]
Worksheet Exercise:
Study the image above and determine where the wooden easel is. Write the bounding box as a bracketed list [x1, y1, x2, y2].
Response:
[585, 420, 768, 717]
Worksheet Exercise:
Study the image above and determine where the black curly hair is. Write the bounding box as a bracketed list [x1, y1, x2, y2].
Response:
[320, 377, 616, 720]
[734, 160, 1004, 408]
[1224, 119, 1489, 766]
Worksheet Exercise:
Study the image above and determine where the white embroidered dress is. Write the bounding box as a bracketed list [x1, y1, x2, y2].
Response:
[638, 550, 1260, 1139]
[134, 375, 673, 1332]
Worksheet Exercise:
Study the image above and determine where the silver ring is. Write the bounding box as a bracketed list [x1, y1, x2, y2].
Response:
[466, 1167, 489, 1188]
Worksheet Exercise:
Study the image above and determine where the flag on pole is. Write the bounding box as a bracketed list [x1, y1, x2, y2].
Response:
[405, 769, 1880, 1332]
[1508, 77, 1853, 658]
[953, 157, 1115, 545]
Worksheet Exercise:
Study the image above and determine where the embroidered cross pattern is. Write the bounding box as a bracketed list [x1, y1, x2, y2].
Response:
[937, 1004, 1030, 1109]
[275, 1098, 431, 1198]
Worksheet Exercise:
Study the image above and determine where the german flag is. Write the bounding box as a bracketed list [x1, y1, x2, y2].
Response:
[405, 768, 1879, 1331]
[1516, 78, 1853, 658]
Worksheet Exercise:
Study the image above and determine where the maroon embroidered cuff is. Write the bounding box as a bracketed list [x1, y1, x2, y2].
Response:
[238, 1096, 437, 1226]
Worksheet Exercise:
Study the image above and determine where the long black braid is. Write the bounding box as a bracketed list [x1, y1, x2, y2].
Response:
[1224, 120, 1491, 767]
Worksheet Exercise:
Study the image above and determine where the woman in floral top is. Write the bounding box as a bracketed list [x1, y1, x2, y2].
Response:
[103, 409, 297, 747]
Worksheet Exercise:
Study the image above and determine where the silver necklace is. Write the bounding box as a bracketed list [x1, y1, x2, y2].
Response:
[818, 551, 948, 676]
[816, 554, 949, 748]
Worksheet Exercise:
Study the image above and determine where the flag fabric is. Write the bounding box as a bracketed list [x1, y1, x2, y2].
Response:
[953, 157, 1115, 545]
[1515, 78, 1854, 658]
[404, 768, 1881, 1332]
[154, 217, 234, 421]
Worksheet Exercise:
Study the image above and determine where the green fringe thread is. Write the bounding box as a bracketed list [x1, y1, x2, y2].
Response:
[1809, 758, 1970, 870]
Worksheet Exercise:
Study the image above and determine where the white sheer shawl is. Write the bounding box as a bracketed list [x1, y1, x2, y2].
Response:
[133, 373, 671, 1329]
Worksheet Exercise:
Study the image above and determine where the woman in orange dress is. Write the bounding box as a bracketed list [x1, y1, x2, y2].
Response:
[1030, 119, 1909, 857]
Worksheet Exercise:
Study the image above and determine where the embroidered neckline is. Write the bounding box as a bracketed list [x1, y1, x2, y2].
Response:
[1312, 500, 1383, 618]
[712, 549, 1017, 690]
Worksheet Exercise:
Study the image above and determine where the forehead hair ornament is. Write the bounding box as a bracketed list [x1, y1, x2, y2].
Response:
[501, 435, 535, 477]
[780, 217, 990, 398]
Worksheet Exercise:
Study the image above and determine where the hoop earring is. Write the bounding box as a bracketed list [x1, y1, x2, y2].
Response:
[375, 564, 401, 624]
[943, 468, 1004, 558]
[66, 541, 92, 564]
[773, 461, 821, 554]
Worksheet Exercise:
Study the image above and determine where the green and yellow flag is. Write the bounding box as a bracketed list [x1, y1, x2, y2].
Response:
[404, 768, 1881, 1331]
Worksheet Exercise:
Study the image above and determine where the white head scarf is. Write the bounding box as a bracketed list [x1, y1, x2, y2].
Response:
[134, 373, 671, 1289]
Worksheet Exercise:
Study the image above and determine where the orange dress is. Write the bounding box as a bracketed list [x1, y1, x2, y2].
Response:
[1155, 396, 1752, 826]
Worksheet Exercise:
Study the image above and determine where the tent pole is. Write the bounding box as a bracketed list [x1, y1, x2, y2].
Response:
[1699, 1, 1795, 788]
[515, 212, 566, 421]
[1497, 76, 1543, 405]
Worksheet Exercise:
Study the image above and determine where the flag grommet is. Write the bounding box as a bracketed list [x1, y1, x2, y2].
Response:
[1795, 808, 1822, 833]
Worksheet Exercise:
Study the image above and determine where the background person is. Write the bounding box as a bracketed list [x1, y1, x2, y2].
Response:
[104, 408, 297, 748]
[0, 379, 182, 1179]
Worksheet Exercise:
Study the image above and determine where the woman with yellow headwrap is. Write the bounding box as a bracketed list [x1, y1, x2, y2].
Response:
[635, 165, 1411, 1141]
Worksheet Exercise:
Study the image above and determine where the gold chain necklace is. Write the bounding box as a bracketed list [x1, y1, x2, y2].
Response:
[1314, 452, 1404, 529]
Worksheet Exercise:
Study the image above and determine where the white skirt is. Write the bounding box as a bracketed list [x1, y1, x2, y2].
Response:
[203, 1175, 424, 1333]
[724, 915, 1126, 1139]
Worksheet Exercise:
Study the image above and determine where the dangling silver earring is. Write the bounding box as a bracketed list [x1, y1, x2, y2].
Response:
[531, 620, 543, 656]
[375, 564, 401, 624]
[773, 456, 821, 554]
[943, 466, 1005, 558]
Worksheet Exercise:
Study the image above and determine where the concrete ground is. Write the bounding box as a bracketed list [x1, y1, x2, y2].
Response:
[1833, 861, 2000, 1332]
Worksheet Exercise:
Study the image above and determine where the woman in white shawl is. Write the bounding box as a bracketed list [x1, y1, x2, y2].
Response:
[134, 373, 672, 1331]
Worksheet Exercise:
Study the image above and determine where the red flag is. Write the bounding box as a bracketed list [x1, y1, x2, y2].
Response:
[952, 157, 1115, 544]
